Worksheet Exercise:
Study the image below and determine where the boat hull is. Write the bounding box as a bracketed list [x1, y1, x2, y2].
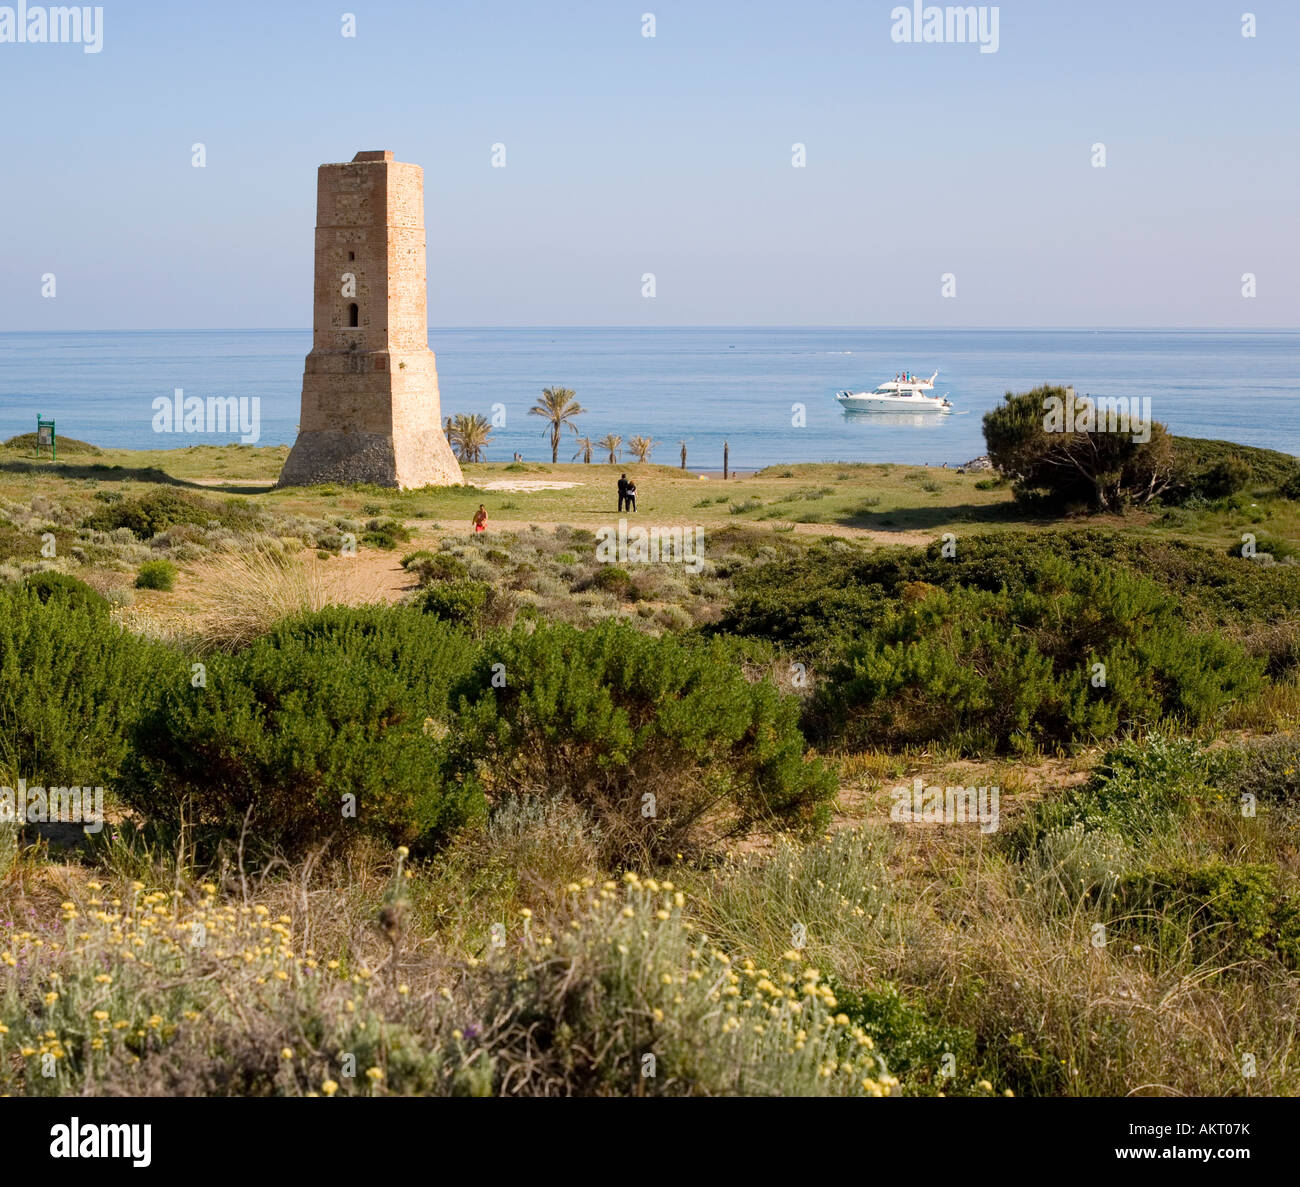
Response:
[837, 394, 952, 413]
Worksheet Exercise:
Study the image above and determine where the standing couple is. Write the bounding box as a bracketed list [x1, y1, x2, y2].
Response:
[617, 472, 637, 512]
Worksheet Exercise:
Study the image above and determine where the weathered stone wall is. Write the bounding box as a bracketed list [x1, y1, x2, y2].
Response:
[279, 150, 464, 489]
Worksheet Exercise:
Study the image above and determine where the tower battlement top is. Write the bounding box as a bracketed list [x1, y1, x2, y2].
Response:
[352, 150, 394, 162]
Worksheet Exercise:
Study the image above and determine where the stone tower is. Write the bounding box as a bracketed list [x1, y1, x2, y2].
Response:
[278, 150, 464, 489]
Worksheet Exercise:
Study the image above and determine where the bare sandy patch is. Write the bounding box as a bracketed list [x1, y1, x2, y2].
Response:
[478, 480, 585, 493]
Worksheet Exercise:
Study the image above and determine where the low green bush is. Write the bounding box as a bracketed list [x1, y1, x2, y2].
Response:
[414, 580, 490, 630]
[1221, 734, 1300, 809]
[83, 488, 258, 538]
[807, 563, 1261, 754]
[719, 529, 1300, 661]
[402, 551, 468, 584]
[832, 984, 980, 1096]
[135, 559, 177, 590]
[1169, 437, 1300, 501]
[1227, 533, 1297, 562]
[0, 588, 163, 786]
[361, 518, 412, 550]
[1116, 861, 1300, 969]
[1006, 738, 1227, 859]
[21, 571, 109, 616]
[588, 565, 633, 597]
[123, 607, 482, 853]
[444, 620, 835, 860]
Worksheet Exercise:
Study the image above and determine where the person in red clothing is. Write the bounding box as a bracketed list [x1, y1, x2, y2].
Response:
[472, 504, 488, 534]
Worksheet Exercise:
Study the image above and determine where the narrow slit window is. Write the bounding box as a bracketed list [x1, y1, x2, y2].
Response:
[348, 303, 359, 327]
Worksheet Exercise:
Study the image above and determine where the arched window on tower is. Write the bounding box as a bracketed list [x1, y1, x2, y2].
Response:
[348, 303, 359, 327]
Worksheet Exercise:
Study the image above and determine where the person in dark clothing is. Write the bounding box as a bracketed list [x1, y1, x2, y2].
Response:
[617, 473, 629, 512]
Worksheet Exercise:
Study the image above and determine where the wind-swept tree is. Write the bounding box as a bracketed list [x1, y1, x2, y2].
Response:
[628, 435, 656, 464]
[530, 386, 586, 464]
[598, 433, 623, 464]
[983, 385, 1173, 512]
[448, 412, 493, 463]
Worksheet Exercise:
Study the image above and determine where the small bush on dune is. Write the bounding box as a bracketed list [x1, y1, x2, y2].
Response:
[809, 563, 1261, 753]
[1221, 733, 1300, 808]
[1115, 861, 1300, 969]
[21, 570, 109, 615]
[123, 607, 482, 854]
[84, 488, 259, 539]
[0, 588, 163, 786]
[445, 620, 835, 861]
[135, 559, 177, 590]
[402, 550, 467, 584]
[413, 580, 490, 631]
[362, 518, 412, 550]
[472, 876, 897, 1096]
[1168, 436, 1300, 501]
[1007, 737, 1225, 858]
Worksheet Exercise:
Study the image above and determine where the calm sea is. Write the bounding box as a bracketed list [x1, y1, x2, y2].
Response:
[1, 328, 1297, 469]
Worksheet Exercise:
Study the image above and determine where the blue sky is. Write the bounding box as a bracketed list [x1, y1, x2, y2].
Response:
[1, 0, 1297, 328]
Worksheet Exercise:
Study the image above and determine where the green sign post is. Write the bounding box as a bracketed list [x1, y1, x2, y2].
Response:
[36, 415, 56, 461]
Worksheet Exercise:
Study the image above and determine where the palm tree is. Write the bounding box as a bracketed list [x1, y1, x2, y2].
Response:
[598, 433, 623, 464]
[570, 429, 594, 463]
[529, 386, 586, 464]
[448, 412, 493, 463]
[628, 435, 656, 464]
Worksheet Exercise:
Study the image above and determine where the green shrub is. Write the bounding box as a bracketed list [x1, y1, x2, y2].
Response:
[123, 607, 482, 853]
[444, 620, 835, 861]
[1007, 738, 1226, 859]
[84, 489, 258, 538]
[807, 563, 1261, 753]
[983, 385, 1175, 511]
[1169, 437, 1300, 501]
[1198, 455, 1254, 498]
[588, 565, 633, 597]
[21, 571, 109, 616]
[1116, 861, 1300, 969]
[718, 529, 1300, 663]
[832, 984, 980, 1096]
[1221, 734, 1300, 809]
[403, 551, 468, 584]
[0, 589, 164, 786]
[1281, 469, 1300, 501]
[1227, 533, 1297, 562]
[414, 580, 490, 630]
[135, 559, 177, 591]
[1021, 822, 1132, 913]
[473, 878, 895, 1096]
[361, 518, 412, 550]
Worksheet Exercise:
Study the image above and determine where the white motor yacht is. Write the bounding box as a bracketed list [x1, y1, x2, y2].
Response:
[836, 371, 952, 413]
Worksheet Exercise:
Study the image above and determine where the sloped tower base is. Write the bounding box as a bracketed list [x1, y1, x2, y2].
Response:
[279, 428, 463, 488]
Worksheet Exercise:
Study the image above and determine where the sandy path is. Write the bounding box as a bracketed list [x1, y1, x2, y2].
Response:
[443, 518, 936, 548]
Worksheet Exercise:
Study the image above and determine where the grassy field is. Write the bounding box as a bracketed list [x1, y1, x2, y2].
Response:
[5, 438, 1298, 554]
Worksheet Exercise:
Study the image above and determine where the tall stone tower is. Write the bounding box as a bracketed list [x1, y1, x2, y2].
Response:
[278, 151, 464, 488]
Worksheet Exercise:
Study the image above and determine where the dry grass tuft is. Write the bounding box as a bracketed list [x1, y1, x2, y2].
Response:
[186, 540, 382, 650]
